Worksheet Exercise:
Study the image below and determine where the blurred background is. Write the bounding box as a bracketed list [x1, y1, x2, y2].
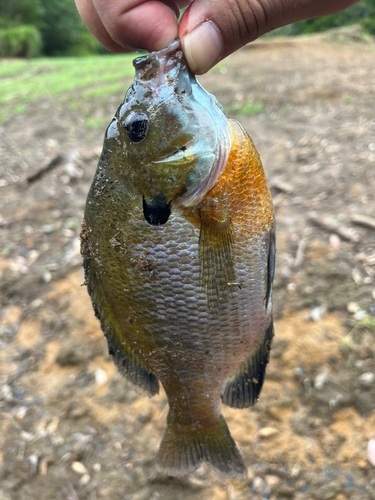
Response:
[0, 1, 375, 499]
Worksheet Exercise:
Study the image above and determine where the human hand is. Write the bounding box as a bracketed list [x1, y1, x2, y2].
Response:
[75, 0, 360, 74]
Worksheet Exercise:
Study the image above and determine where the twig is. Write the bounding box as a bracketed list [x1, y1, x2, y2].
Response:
[293, 238, 307, 268]
[270, 178, 294, 194]
[23, 155, 66, 184]
[350, 214, 375, 231]
[308, 214, 360, 243]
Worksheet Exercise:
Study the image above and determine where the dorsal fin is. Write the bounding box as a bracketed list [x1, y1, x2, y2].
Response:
[265, 228, 276, 313]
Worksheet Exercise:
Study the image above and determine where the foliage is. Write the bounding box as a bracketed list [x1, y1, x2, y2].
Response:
[0, 0, 101, 56]
[37, 1, 101, 56]
[0, 25, 42, 58]
[270, 0, 375, 37]
[0, 0, 44, 28]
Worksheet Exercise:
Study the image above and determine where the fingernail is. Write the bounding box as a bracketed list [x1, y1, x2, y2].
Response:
[183, 21, 223, 74]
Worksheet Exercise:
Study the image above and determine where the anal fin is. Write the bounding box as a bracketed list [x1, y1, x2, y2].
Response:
[222, 319, 274, 408]
[82, 250, 159, 397]
[106, 333, 159, 396]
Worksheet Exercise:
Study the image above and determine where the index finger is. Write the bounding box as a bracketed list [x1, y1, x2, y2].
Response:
[76, 0, 181, 53]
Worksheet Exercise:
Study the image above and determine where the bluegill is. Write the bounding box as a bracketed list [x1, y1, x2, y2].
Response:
[81, 40, 275, 480]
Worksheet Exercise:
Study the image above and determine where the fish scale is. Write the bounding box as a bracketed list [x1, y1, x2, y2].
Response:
[81, 40, 275, 480]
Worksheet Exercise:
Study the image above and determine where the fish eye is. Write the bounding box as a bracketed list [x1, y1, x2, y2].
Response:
[124, 111, 149, 143]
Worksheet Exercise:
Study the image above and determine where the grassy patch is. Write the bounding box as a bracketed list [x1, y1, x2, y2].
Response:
[85, 117, 107, 129]
[82, 81, 125, 99]
[0, 54, 136, 121]
[238, 101, 265, 116]
[229, 101, 265, 116]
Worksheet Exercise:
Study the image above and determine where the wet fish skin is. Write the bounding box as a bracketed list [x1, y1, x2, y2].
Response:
[81, 40, 275, 480]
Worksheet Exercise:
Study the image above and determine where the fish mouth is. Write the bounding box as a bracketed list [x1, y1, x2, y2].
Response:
[143, 194, 171, 226]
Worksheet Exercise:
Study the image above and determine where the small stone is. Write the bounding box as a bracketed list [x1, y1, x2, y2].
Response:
[358, 372, 375, 387]
[42, 224, 56, 234]
[352, 268, 363, 285]
[290, 464, 301, 477]
[42, 271, 52, 283]
[28, 454, 39, 474]
[20, 431, 34, 441]
[93, 463, 101, 472]
[30, 299, 43, 309]
[70, 406, 88, 419]
[185, 477, 206, 490]
[314, 371, 329, 391]
[71, 461, 88, 475]
[130, 488, 152, 500]
[253, 476, 266, 494]
[94, 368, 108, 386]
[265, 475, 280, 488]
[355, 360, 365, 370]
[329, 393, 344, 411]
[80, 474, 91, 485]
[14, 406, 28, 419]
[310, 305, 327, 322]
[0, 385, 12, 401]
[329, 234, 341, 250]
[62, 228, 75, 238]
[347, 302, 361, 314]
[367, 440, 375, 466]
[354, 310, 366, 321]
[39, 458, 48, 476]
[294, 366, 305, 378]
[256, 427, 279, 439]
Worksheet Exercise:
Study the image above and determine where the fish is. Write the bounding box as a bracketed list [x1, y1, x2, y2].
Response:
[81, 39, 275, 480]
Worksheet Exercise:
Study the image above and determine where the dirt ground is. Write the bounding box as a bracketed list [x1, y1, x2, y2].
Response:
[1, 29, 375, 500]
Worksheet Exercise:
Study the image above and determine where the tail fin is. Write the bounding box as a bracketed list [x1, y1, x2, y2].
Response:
[156, 414, 247, 480]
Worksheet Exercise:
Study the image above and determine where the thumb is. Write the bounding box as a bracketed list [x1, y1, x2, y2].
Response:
[179, 0, 360, 74]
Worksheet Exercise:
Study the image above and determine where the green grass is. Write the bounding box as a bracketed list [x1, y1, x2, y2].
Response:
[82, 81, 125, 99]
[237, 101, 265, 116]
[0, 54, 137, 122]
[228, 100, 265, 117]
[85, 116, 107, 129]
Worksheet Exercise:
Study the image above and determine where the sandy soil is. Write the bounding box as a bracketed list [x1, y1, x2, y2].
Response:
[0, 29, 375, 499]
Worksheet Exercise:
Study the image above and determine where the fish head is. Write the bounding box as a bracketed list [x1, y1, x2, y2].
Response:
[104, 40, 231, 225]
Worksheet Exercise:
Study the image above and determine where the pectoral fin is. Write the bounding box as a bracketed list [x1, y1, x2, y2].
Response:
[222, 319, 274, 408]
[199, 203, 235, 305]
